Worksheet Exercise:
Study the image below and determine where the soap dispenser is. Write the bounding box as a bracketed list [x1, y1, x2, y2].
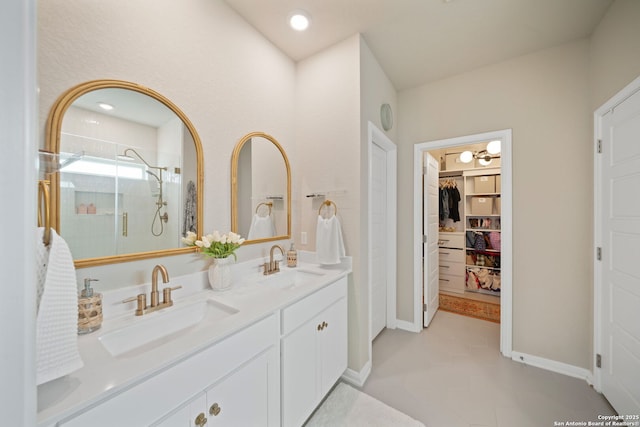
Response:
[287, 243, 298, 268]
[78, 278, 103, 334]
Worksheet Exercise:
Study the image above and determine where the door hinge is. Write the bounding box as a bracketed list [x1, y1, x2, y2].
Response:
[423, 235, 427, 244]
[597, 139, 602, 154]
[596, 353, 602, 368]
[423, 303, 427, 312]
[597, 247, 602, 261]
[422, 166, 427, 175]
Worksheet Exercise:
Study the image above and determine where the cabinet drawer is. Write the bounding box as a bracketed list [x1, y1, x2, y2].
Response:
[438, 233, 464, 249]
[438, 248, 464, 263]
[281, 277, 347, 336]
[439, 274, 465, 293]
[439, 260, 464, 276]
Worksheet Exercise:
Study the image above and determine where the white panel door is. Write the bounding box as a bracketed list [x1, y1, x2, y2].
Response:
[600, 86, 640, 415]
[371, 142, 388, 339]
[423, 152, 440, 327]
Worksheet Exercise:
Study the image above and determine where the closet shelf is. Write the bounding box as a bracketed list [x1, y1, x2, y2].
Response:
[466, 248, 500, 255]
[466, 192, 501, 196]
[466, 265, 500, 271]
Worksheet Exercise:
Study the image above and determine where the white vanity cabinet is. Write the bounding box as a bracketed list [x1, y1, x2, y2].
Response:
[281, 277, 348, 427]
[40, 267, 353, 427]
[153, 349, 275, 427]
[58, 314, 279, 427]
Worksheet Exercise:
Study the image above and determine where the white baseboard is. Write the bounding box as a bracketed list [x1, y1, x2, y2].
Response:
[341, 360, 372, 387]
[511, 351, 593, 385]
[395, 319, 421, 333]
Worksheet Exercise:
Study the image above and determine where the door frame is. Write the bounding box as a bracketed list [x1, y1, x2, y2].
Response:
[593, 74, 640, 392]
[413, 129, 513, 357]
[367, 121, 397, 345]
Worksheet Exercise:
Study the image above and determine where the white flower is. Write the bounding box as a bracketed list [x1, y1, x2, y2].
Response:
[228, 231, 241, 244]
[201, 235, 212, 248]
[211, 230, 222, 242]
[181, 231, 197, 245]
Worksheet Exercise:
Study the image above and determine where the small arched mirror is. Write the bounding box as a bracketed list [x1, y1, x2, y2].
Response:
[231, 132, 291, 244]
[45, 80, 204, 267]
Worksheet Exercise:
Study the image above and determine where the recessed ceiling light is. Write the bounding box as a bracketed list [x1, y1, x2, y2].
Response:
[98, 102, 114, 111]
[289, 10, 310, 31]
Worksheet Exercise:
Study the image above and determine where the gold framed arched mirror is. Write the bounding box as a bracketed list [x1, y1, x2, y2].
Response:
[45, 79, 204, 267]
[231, 132, 291, 244]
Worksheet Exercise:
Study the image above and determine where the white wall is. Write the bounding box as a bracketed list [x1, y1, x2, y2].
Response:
[589, 0, 640, 110]
[0, 0, 37, 423]
[38, 0, 297, 290]
[295, 35, 364, 369]
[398, 39, 592, 369]
[359, 37, 398, 369]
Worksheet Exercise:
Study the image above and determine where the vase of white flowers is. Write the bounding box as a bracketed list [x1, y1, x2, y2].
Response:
[182, 231, 245, 291]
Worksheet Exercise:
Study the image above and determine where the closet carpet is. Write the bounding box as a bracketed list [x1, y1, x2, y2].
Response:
[362, 311, 615, 427]
[439, 292, 500, 323]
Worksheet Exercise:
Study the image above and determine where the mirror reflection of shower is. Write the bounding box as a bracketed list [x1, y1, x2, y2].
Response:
[117, 148, 169, 236]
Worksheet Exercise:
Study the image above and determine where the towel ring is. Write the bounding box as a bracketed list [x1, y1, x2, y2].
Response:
[255, 201, 273, 217]
[38, 180, 51, 246]
[318, 200, 338, 217]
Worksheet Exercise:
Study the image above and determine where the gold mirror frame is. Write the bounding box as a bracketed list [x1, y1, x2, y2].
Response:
[45, 79, 204, 267]
[231, 132, 291, 244]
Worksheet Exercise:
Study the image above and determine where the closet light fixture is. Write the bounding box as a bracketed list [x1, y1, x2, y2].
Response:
[486, 140, 501, 155]
[459, 149, 501, 165]
[460, 140, 501, 165]
[97, 102, 114, 111]
[289, 10, 310, 31]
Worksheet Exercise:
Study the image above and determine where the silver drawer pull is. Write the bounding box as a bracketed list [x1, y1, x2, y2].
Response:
[439, 278, 450, 282]
[439, 265, 450, 268]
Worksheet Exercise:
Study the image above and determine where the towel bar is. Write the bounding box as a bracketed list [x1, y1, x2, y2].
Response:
[318, 200, 338, 217]
[255, 202, 273, 216]
[38, 180, 51, 246]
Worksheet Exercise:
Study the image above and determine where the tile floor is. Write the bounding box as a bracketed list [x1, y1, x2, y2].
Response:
[360, 310, 615, 427]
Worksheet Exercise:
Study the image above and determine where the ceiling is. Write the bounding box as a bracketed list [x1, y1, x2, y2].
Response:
[223, 0, 613, 91]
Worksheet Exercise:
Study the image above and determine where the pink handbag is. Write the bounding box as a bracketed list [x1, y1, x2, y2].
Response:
[489, 232, 501, 251]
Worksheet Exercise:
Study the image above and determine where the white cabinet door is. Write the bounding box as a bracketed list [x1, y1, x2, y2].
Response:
[205, 351, 273, 427]
[281, 292, 347, 427]
[319, 296, 348, 398]
[281, 316, 320, 427]
[152, 393, 206, 427]
[154, 351, 276, 427]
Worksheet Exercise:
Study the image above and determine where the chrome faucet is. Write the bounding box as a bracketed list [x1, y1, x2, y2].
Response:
[262, 245, 285, 275]
[122, 264, 181, 316]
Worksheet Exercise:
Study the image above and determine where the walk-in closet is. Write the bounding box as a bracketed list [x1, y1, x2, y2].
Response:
[431, 140, 502, 323]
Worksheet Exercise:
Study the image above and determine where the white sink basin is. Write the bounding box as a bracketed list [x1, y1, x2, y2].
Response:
[258, 268, 326, 289]
[99, 299, 238, 357]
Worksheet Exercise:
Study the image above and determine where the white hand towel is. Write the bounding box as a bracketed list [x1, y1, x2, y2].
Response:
[36, 228, 83, 385]
[316, 215, 346, 265]
[247, 214, 276, 240]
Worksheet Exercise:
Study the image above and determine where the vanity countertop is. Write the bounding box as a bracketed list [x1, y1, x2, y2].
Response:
[37, 255, 351, 426]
